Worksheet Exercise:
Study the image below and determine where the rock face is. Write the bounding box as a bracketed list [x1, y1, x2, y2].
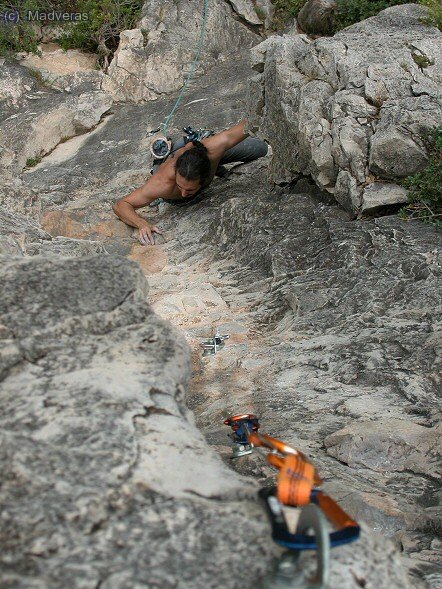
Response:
[1, 4, 441, 587]
[0, 59, 112, 181]
[0, 255, 272, 588]
[325, 419, 441, 478]
[297, 0, 337, 35]
[102, 0, 261, 103]
[247, 4, 442, 215]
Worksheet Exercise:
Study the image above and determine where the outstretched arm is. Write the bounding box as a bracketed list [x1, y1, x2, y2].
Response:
[113, 177, 163, 245]
[222, 119, 249, 150]
[203, 119, 249, 157]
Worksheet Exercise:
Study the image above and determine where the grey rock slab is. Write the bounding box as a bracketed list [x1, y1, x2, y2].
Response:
[254, 0, 275, 29]
[0, 254, 275, 588]
[0, 206, 51, 253]
[102, 0, 261, 102]
[21, 53, 255, 201]
[2, 43, 440, 586]
[0, 58, 40, 108]
[0, 61, 113, 179]
[361, 182, 409, 214]
[162, 165, 441, 582]
[227, 0, 263, 25]
[26, 236, 109, 257]
[247, 3, 442, 214]
[325, 419, 441, 478]
[369, 95, 442, 179]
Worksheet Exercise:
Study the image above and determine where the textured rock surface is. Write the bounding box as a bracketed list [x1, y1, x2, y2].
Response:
[0, 255, 273, 588]
[0, 60, 112, 181]
[247, 4, 442, 215]
[325, 419, 441, 478]
[102, 0, 261, 102]
[1, 6, 441, 588]
[297, 0, 337, 35]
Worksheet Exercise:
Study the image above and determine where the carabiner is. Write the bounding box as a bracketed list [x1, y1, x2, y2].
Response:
[261, 504, 330, 589]
[259, 487, 360, 551]
[224, 413, 260, 458]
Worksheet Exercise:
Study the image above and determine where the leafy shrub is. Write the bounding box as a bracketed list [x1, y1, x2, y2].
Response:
[419, 0, 442, 30]
[59, 0, 144, 70]
[0, 1, 44, 57]
[333, 0, 414, 31]
[399, 129, 442, 227]
[269, 0, 307, 31]
[25, 155, 42, 167]
[269, 0, 420, 32]
[0, 0, 143, 70]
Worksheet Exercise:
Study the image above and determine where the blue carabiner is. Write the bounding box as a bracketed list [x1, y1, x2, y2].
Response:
[259, 487, 360, 551]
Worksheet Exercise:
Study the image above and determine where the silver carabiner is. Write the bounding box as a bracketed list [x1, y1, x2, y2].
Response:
[262, 504, 330, 589]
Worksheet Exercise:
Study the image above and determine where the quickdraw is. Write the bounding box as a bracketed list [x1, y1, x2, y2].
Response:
[224, 414, 360, 588]
[200, 328, 229, 357]
[223, 413, 260, 457]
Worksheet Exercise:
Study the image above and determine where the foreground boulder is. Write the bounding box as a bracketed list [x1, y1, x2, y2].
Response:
[247, 4, 442, 216]
[0, 253, 413, 588]
[0, 255, 271, 587]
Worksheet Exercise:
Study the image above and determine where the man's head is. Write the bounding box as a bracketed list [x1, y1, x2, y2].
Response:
[175, 140, 211, 197]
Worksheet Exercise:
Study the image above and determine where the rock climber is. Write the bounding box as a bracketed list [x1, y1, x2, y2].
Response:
[112, 119, 268, 245]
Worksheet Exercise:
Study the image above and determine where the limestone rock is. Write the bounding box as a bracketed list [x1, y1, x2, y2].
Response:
[0, 61, 113, 179]
[0, 206, 51, 253]
[102, 0, 260, 102]
[18, 42, 97, 76]
[227, 0, 263, 25]
[0, 59, 38, 106]
[298, 0, 337, 35]
[334, 169, 363, 215]
[247, 4, 442, 215]
[361, 183, 408, 214]
[0, 255, 273, 588]
[6, 38, 441, 587]
[254, 0, 275, 29]
[369, 96, 441, 179]
[325, 419, 441, 478]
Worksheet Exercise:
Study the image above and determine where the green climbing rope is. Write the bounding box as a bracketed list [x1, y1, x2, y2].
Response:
[154, 0, 210, 137]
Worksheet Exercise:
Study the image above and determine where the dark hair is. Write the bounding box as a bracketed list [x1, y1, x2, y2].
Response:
[175, 140, 211, 185]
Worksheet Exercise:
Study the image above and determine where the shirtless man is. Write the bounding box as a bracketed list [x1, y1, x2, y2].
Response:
[112, 119, 268, 245]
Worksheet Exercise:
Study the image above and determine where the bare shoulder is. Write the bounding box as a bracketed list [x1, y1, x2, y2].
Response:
[148, 167, 178, 198]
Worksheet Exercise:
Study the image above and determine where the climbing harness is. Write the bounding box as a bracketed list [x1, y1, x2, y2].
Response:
[149, 127, 215, 177]
[223, 414, 360, 588]
[200, 327, 229, 357]
[146, 0, 210, 159]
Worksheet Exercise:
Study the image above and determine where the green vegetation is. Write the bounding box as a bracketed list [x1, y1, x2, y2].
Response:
[333, 0, 413, 30]
[399, 129, 442, 227]
[0, 0, 143, 70]
[269, 0, 306, 31]
[269, 0, 420, 32]
[59, 0, 144, 71]
[25, 155, 42, 167]
[411, 52, 435, 70]
[419, 0, 442, 30]
[0, 1, 43, 58]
